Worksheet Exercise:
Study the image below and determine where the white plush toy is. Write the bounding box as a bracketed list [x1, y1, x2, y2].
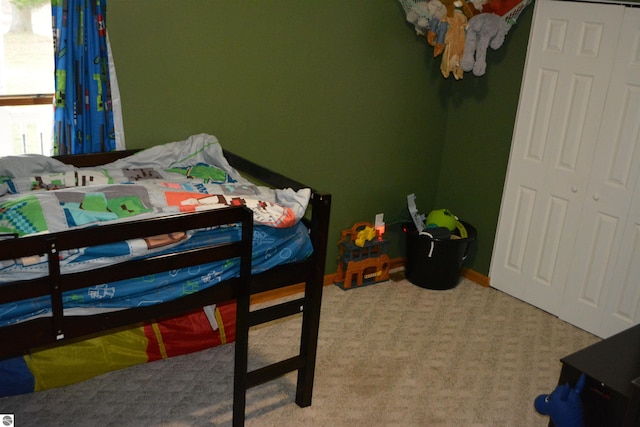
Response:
[405, 1, 434, 35]
[426, 0, 447, 20]
[460, 13, 511, 77]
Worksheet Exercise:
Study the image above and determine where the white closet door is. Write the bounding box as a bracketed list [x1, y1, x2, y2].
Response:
[490, 0, 624, 316]
[601, 170, 640, 337]
[561, 7, 640, 337]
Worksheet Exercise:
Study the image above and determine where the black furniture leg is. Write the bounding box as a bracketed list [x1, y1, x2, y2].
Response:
[232, 220, 253, 427]
[232, 288, 250, 427]
[296, 193, 331, 407]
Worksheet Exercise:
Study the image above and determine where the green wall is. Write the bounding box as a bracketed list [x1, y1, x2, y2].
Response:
[108, 0, 534, 276]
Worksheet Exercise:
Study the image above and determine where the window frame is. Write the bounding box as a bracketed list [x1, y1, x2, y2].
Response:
[0, 94, 54, 107]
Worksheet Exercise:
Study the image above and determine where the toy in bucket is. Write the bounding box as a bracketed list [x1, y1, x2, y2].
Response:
[404, 195, 476, 290]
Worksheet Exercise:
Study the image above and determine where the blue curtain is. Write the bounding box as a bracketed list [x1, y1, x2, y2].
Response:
[52, 0, 116, 155]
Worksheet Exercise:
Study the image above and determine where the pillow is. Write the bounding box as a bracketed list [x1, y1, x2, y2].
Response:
[0, 154, 74, 178]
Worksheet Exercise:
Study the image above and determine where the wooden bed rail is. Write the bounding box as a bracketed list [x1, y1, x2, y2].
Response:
[53, 149, 140, 167]
[0, 206, 254, 360]
[222, 149, 309, 191]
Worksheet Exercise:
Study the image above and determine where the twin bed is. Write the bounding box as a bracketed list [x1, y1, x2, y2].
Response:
[0, 134, 332, 426]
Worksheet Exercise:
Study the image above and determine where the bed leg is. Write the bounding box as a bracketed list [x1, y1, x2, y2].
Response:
[295, 193, 331, 407]
[233, 216, 253, 427]
[233, 284, 250, 426]
[295, 273, 324, 408]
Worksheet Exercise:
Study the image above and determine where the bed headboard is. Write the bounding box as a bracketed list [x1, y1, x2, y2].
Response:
[53, 149, 140, 168]
[54, 148, 315, 195]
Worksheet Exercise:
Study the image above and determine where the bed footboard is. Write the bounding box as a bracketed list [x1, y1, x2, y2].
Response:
[49, 146, 333, 424]
[0, 206, 254, 425]
[0, 207, 253, 359]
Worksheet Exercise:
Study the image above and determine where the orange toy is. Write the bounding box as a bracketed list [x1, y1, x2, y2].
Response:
[335, 221, 391, 289]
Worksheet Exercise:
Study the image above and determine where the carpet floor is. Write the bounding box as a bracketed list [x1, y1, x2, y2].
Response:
[0, 277, 600, 426]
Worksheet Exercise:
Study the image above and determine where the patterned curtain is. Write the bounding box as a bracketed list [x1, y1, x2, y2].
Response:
[52, 0, 116, 155]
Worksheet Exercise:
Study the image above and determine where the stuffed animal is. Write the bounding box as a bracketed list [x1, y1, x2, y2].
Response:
[440, 11, 467, 80]
[469, 0, 489, 14]
[459, 0, 481, 19]
[481, 0, 521, 17]
[534, 373, 586, 427]
[436, 0, 481, 19]
[405, 1, 433, 36]
[427, 0, 447, 20]
[425, 0, 448, 56]
[427, 18, 449, 56]
[460, 13, 512, 77]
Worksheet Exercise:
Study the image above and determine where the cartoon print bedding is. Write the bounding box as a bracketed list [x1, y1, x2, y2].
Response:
[0, 134, 313, 397]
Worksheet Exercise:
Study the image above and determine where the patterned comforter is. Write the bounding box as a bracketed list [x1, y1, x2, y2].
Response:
[0, 134, 313, 326]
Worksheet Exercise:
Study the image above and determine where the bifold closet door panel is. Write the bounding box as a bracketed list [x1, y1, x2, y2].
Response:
[561, 6, 640, 338]
[490, 0, 624, 320]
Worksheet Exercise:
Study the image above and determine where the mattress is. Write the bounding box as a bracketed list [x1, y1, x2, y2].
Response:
[0, 134, 313, 327]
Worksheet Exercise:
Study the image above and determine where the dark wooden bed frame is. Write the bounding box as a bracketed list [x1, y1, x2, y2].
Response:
[0, 149, 332, 427]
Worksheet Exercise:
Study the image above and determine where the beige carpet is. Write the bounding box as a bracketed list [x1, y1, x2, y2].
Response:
[0, 277, 599, 426]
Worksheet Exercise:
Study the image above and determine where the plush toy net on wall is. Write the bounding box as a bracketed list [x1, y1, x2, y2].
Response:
[399, 0, 533, 79]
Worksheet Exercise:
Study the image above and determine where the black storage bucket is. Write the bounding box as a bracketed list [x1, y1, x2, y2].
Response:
[403, 221, 476, 290]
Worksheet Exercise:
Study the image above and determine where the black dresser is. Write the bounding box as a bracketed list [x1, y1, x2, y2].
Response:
[556, 323, 640, 427]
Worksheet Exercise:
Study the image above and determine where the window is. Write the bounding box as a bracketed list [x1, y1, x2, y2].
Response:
[0, 1, 55, 157]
